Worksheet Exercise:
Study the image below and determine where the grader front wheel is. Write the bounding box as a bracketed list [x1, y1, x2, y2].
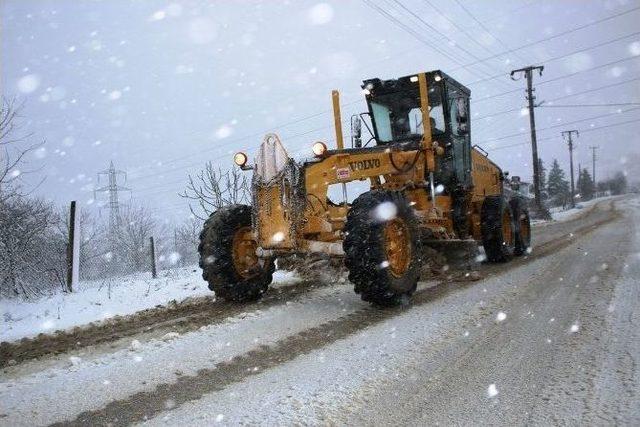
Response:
[198, 204, 274, 302]
[344, 191, 421, 306]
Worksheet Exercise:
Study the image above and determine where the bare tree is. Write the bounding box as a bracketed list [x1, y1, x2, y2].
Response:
[173, 216, 201, 265]
[0, 96, 57, 298]
[0, 96, 44, 201]
[0, 197, 63, 298]
[116, 205, 157, 272]
[179, 162, 250, 220]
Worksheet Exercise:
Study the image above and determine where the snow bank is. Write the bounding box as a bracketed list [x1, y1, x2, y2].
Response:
[0, 266, 298, 343]
[541, 196, 618, 224]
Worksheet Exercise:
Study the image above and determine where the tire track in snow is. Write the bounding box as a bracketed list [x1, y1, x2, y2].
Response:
[0, 280, 322, 368]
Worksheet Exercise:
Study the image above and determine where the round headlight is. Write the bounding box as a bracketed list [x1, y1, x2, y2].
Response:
[233, 152, 248, 167]
[312, 141, 327, 157]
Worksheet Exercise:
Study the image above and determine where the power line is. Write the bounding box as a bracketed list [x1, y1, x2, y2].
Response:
[479, 106, 640, 146]
[474, 55, 640, 102]
[126, 10, 640, 194]
[392, 0, 520, 82]
[363, 0, 516, 88]
[474, 75, 640, 121]
[487, 117, 640, 152]
[449, 4, 640, 74]
[137, 43, 640, 183]
[467, 29, 640, 87]
[120, 6, 640, 169]
[540, 103, 640, 108]
[450, 0, 530, 65]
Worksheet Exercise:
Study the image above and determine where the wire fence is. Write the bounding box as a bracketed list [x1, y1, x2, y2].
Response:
[0, 197, 201, 299]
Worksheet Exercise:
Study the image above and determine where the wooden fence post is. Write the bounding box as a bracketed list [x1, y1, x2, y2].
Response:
[150, 236, 157, 279]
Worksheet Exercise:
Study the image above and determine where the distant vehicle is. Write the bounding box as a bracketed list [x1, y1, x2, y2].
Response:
[198, 71, 531, 305]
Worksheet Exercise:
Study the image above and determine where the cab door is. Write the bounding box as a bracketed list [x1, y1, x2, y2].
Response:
[447, 86, 471, 188]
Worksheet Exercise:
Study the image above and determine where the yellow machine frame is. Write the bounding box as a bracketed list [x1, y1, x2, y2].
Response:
[251, 72, 503, 256]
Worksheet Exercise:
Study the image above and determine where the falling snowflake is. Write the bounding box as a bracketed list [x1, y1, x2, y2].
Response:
[215, 124, 233, 139]
[34, 147, 47, 159]
[17, 74, 40, 94]
[168, 252, 182, 265]
[372, 201, 397, 222]
[272, 232, 285, 243]
[563, 52, 593, 73]
[150, 10, 166, 21]
[570, 323, 580, 333]
[487, 383, 499, 397]
[308, 3, 334, 25]
[215, 414, 224, 423]
[496, 312, 507, 322]
[42, 319, 55, 330]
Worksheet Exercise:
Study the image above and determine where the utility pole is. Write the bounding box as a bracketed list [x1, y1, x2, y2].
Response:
[562, 130, 579, 208]
[511, 65, 545, 214]
[95, 161, 130, 250]
[589, 145, 599, 197]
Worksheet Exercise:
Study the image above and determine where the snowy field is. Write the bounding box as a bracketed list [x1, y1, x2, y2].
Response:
[0, 266, 298, 343]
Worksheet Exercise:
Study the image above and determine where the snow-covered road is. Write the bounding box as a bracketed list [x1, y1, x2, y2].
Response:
[1, 196, 638, 426]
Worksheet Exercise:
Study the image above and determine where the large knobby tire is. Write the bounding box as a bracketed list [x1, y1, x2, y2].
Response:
[344, 191, 421, 306]
[510, 198, 531, 256]
[198, 204, 274, 302]
[481, 195, 516, 262]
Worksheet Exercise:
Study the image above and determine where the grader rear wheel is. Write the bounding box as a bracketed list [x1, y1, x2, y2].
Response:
[344, 190, 421, 306]
[481, 196, 516, 262]
[198, 204, 274, 302]
[510, 198, 531, 256]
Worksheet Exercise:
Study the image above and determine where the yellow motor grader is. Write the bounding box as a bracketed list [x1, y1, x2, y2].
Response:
[198, 70, 531, 305]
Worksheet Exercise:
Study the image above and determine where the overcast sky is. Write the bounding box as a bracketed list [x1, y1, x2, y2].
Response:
[2, 0, 639, 222]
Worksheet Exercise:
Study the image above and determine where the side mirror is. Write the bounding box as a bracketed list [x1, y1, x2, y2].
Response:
[351, 115, 362, 148]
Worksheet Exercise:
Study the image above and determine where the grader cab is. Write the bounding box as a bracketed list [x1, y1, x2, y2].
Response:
[198, 70, 531, 305]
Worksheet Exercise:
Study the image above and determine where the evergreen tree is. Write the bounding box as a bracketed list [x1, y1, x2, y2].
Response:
[577, 168, 594, 201]
[547, 159, 570, 207]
